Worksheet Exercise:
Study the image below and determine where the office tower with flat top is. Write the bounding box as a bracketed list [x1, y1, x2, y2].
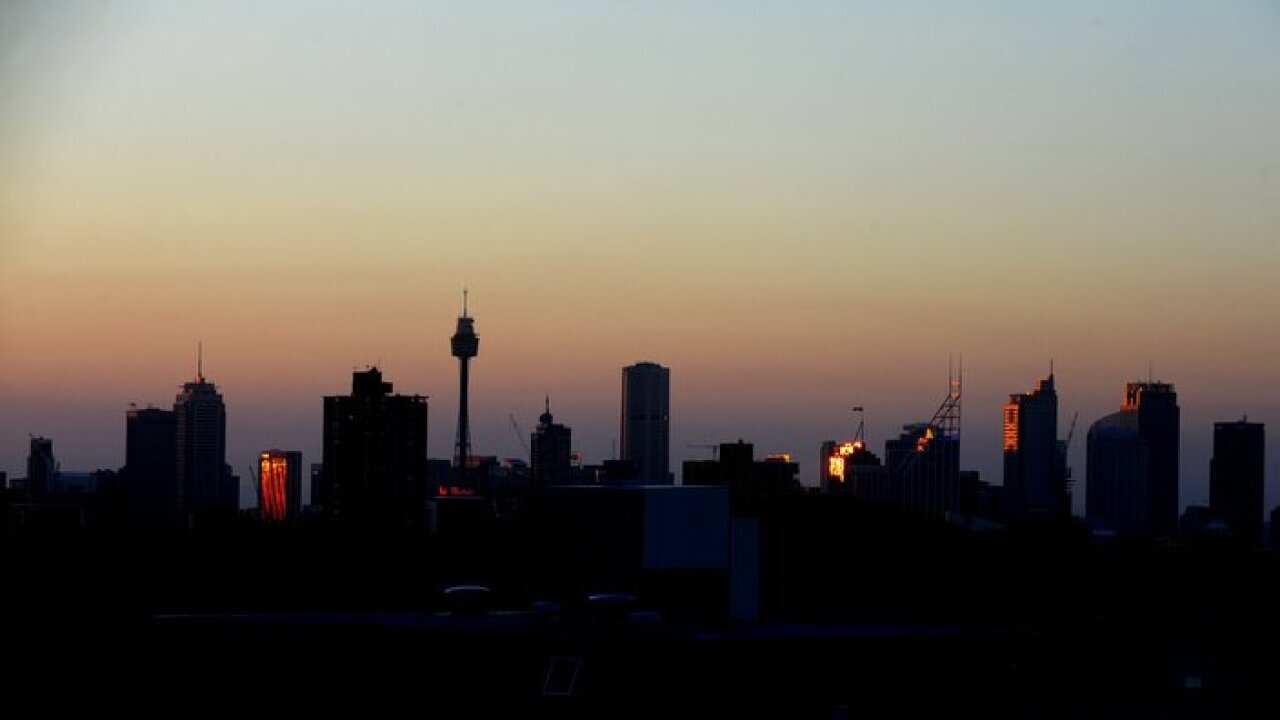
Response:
[1210, 419, 1265, 544]
[620, 362, 670, 484]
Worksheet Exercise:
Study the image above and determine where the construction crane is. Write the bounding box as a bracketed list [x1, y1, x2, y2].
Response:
[509, 413, 530, 455]
[1057, 411, 1081, 494]
[851, 406, 866, 444]
[246, 463, 260, 499]
[688, 444, 719, 461]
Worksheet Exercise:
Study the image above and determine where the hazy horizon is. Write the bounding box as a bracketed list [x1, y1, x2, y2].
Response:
[2, 1, 1278, 512]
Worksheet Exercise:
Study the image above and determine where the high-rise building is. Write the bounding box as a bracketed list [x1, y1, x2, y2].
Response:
[620, 362, 670, 484]
[886, 423, 961, 515]
[530, 397, 572, 488]
[1003, 374, 1069, 519]
[25, 436, 55, 498]
[819, 439, 883, 498]
[322, 367, 429, 526]
[258, 449, 303, 523]
[451, 291, 479, 486]
[125, 406, 178, 527]
[1209, 419, 1265, 544]
[1086, 381, 1180, 537]
[174, 352, 230, 521]
[1130, 382, 1180, 537]
[1086, 412, 1146, 535]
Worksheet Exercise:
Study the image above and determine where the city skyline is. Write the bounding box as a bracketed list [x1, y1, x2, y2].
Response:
[2, 2, 1278, 512]
[2, 329, 1276, 518]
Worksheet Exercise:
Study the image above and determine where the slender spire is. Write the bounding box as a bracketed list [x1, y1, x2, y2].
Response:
[197, 341, 203, 382]
[545, 395, 550, 415]
[462, 287, 469, 318]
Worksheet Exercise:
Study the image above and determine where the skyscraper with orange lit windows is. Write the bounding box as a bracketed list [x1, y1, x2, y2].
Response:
[1003, 374, 1068, 519]
[258, 449, 302, 522]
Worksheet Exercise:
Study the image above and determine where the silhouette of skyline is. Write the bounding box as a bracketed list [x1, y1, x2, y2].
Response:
[2, 4, 1280, 712]
[2, 3, 1278, 512]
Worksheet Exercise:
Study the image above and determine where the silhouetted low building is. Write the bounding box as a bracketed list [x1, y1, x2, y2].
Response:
[524, 484, 730, 618]
[308, 463, 323, 509]
[1180, 505, 1231, 540]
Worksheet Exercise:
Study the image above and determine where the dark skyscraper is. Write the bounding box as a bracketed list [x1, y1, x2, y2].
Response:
[25, 436, 55, 498]
[1209, 419, 1265, 544]
[124, 406, 178, 526]
[620, 361, 670, 484]
[1129, 382, 1180, 537]
[259, 449, 303, 523]
[1086, 381, 1180, 537]
[451, 291, 479, 485]
[322, 367, 428, 525]
[174, 351, 230, 522]
[530, 397, 572, 488]
[1003, 373, 1068, 519]
[886, 423, 961, 515]
[1086, 412, 1146, 535]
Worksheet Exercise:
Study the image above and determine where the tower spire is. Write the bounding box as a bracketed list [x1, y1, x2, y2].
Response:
[197, 341, 203, 382]
[451, 293, 480, 487]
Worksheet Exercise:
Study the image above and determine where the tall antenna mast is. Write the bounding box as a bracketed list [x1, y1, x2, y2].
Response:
[197, 341, 203, 382]
[462, 287, 469, 318]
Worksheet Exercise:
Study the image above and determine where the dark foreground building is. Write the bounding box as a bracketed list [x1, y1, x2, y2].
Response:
[321, 367, 428, 527]
[1209, 419, 1265, 544]
[124, 406, 178, 527]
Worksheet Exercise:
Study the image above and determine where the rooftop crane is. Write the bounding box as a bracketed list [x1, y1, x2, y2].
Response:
[509, 413, 531, 455]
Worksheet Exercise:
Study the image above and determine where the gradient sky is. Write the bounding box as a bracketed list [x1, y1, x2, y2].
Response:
[2, 1, 1278, 512]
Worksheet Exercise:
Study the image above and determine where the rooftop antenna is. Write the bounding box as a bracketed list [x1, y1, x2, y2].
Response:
[1050, 358, 1054, 378]
[851, 406, 866, 444]
[197, 341, 203, 382]
[462, 287, 469, 318]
